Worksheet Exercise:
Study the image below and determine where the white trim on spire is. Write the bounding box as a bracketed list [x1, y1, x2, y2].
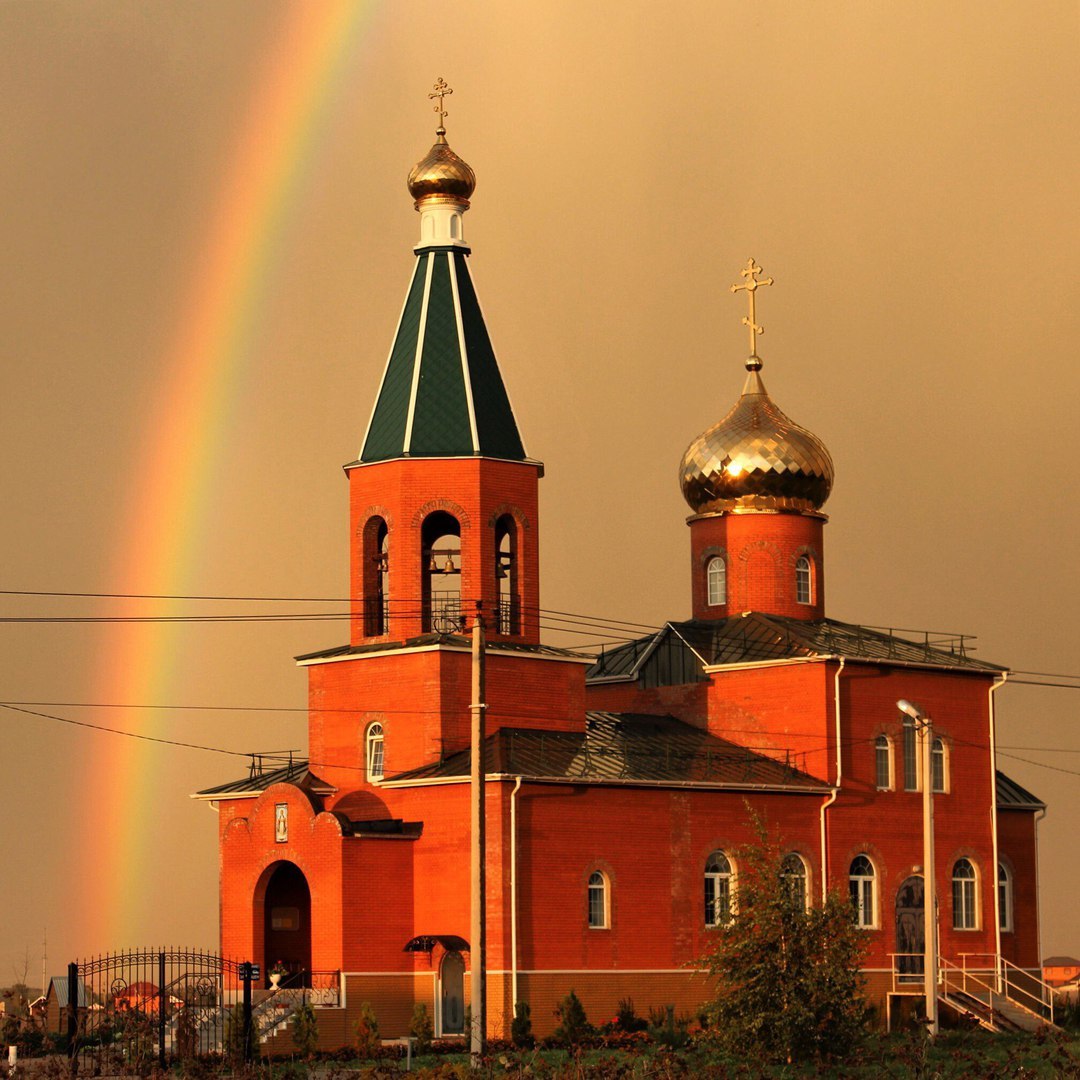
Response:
[448, 252, 480, 453]
[358, 257, 422, 459]
[462, 259, 529, 459]
[402, 253, 436, 453]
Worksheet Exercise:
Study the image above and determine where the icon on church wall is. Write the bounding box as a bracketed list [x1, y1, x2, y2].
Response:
[274, 803, 288, 844]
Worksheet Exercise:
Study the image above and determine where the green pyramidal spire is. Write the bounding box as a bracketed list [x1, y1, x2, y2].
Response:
[358, 115, 525, 464]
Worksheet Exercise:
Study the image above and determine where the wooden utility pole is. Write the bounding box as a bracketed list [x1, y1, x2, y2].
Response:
[469, 607, 487, 1063]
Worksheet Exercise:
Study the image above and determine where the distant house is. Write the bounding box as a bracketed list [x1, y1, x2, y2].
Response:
[42, 977, 90, 1033]
[1044, 956, 1080, 988]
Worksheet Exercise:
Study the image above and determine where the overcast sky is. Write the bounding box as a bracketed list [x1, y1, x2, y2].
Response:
[2, 1, 1077, 981]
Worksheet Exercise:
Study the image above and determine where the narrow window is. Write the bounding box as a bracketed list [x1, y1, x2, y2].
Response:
[495, 515, 519, 635]
[362, 517, 389, 636]
[707, 556, 727, 606]
[704, 851, 733, 926]
[849, 855, 876, 928]
[781, 853, 808, 911]
[366, 722, 384, 782]
[931, 737, 947, 793]
[795, 556, 812, 605]
[998, 863, 1013, 933]
[421, 511, 463, 634]
[587, 871, 609, 929]
[875, 735, 893, 790]
[902, 715, 919, 791]
[952, 858, 977, 930]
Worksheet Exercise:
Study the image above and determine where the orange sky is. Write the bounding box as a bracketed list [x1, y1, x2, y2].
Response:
[1, 0, 1077, 979]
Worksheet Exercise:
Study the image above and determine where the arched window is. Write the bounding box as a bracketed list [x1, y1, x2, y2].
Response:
[795, 556, 812, 605]
[998, 863, 1013, 933]
[494, 515, 519, 635]
[875, 735, 893, 790]
[366, 722, 384, 782]
[587, 871, 609, 929]
[952, 858, 978, 930]
[706, 556, 727, 606]
[849, 855, 876, 928]
[902, 714, 919, 791]
[781, 853, 808, 911]
[421, 511, 463, 634]
[362, 517, 389, 636]
[931, 737, 947, 793]
[704, 851, 733, 927]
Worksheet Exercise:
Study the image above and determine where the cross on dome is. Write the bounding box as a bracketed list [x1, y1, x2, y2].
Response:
[429, 77, 453, 135]
[730, 257, 773, 369]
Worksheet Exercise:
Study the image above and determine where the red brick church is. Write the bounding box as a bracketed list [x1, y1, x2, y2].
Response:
[196, 96, 1045, 1040]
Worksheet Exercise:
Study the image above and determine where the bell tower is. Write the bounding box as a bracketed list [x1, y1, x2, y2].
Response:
[346, 81, 542, 646]
[679, 260, 834, 621]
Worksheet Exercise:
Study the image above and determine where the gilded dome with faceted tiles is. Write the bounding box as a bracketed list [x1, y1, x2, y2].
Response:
[680, 366, 834, 515]
[408, 134, 476, 205]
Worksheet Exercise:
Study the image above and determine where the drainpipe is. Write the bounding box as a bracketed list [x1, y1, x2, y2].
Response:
[819, 658, 845, 902]
[510, 776, 523, 1008]
[988, 673, 1008, 987]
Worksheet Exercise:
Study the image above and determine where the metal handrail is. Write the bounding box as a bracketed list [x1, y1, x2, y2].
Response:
[999, 956, 1059, 1025]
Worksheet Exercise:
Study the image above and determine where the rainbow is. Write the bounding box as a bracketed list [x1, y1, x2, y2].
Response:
[83, 1, 381, 951]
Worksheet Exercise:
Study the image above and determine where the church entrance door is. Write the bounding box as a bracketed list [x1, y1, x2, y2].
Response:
[895, 875, 925, 982]
[262, 861, 312, 988]
[438, 951, 465, 1036]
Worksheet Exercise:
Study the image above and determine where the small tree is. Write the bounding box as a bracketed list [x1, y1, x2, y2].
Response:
[408, 1002, 433, 1055]
[552, 990, 591, 1047]
[353, 1001, 380, 1059]
[291, 1002, 319, 1058]
[702, 818, 867, 1064]
[510, 1001, 534, 1048]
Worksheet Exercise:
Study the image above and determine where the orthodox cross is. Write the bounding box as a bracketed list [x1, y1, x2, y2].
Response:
[429, 77, 453, 133]
[730, 258, 773, 358]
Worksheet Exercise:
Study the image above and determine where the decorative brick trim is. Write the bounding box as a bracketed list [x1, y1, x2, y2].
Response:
[697, 545, 728, 567]
[412, 499, 471, 529]
[488, 503, 531, 530]
[357, 506, 394, 535]
[789, 543, 820, 567]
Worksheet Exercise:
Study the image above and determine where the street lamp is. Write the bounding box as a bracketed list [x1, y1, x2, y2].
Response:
[897, 699, 938, 1036]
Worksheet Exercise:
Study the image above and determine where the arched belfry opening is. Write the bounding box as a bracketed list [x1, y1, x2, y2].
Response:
[362, 517, 389, 636]
[260, 861, 312, 987]
[422, 511, 463, 634]
[494, 514, 519, 635]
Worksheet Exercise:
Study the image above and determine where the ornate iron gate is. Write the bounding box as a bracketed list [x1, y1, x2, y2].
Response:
[67, 949, 249, 1071]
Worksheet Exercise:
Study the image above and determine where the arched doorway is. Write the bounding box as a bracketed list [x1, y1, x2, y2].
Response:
[262, 862, 312, 987]
[438, 952, 465, 1036]
[895, 875, 925, 982]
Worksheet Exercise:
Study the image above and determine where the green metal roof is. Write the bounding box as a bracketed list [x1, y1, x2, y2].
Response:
[359, 249, 525, 463]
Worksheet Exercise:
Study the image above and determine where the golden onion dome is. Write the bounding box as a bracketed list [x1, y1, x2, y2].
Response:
[407, 131, 476, 206]
[680, 361, 834, 515]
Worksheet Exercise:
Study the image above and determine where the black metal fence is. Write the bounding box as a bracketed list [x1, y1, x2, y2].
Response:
[64, 948, 341, 1071]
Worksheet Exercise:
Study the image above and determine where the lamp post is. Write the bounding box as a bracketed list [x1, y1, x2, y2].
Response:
[898, 699, 938, 1036]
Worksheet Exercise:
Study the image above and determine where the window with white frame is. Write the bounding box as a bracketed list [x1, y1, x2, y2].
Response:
[588, 871, 609, 928]
[952, 858, 978, 930]
[366, 722, 384, 782]
[875, 735, 893, 790]
[931, 737, 947, 793]
[704, 851, 733, 926]
[998, 863, 1013, 932]
[781, 853, 808, 911]
[706, 556, 727, 606]
[795, 556, 812, 604]
[902, 714, 919, 791]
[849, 855, 876, 928]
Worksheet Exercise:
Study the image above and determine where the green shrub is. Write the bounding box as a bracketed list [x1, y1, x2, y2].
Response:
[615, 997, 647, 1033]
[409, 1001, 434, 1054]
[353, 1001, 380, 1059]
[291, 1002, 319, 1057]
[510, 1001, 534, 1048]
[553, 989, 591, 1047]
[647, 1003, 689, 1048]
